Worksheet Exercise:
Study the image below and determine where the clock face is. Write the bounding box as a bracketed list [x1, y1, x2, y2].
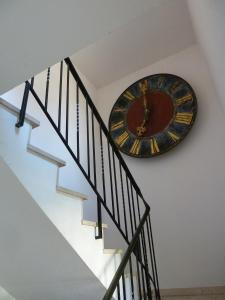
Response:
[109, 74, 197, 158]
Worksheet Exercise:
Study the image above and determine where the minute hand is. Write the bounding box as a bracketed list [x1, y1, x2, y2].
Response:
[143, 94, 150, 124]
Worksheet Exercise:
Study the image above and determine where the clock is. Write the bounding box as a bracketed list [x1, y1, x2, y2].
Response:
[109, 74, 197, 158]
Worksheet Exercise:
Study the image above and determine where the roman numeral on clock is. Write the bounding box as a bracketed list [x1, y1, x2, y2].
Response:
[168, 131, 180, 142]
[139, 79, 148, 95]
[170, 80, 181, 93]
[115, 131, 129, 147]
[176, 94, 192, 106]
[111, 120, 124, 131]
[113, 107, 126, 113]
[123, 90, 135, 101]
[150, 138, 160, 154]
[158, 76, 165, 88]
[175, 112, 193, 125]
[130, 139, 141, 155]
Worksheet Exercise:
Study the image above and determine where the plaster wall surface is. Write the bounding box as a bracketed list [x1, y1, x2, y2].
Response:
[96, 45, 225, 289]
[188, 0, 225, 114]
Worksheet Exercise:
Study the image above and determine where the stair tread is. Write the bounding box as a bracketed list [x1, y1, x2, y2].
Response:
[56, 185, 88, 200]
[27, 143, 66, 167]
[0, 97, 40, 128]
[81, 219, 108, 229]
[103, 248, 123, 255]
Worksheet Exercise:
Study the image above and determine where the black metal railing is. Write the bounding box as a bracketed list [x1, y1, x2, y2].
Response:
[16, 58, 160, 300]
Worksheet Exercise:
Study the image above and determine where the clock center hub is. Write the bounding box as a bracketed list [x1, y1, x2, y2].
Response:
[127, 90, 174, 137]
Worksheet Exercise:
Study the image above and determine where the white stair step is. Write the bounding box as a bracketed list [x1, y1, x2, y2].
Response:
[27, 143, 66, 167]
[103, 248, 124, 255]
[81, 219, 108, 229]
[56, 185, 88, 200]
[0, 97, 40, 128]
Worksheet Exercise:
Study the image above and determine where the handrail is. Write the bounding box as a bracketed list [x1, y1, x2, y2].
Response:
[16, 58, 160, 300]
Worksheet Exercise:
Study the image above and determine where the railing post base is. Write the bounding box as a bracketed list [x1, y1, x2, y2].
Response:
[95, 197, 103, 240]
[15, 81, 30, 128]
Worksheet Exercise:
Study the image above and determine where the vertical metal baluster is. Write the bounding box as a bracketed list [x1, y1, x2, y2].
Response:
[148, 215, 160, 299]
[122, 272, 127, 300]
[95, 196, 102, 239]
[65, 65, 69, 143]
[16, 81, 30, 128]
[126, 176, 134, 237]
[30, 77, 34, 88]
[129, 258, 135, 300]
[76, 83, 80, 161]
[45, 67, 50, 109]
[130, 183, 142, 299]
[136, 193, 147, 300]
[58, 61, 63, 131]
[136, 259, 143, 300]
[130, 183, 137, 230]
[112, 152, 120, 226]
[117, 282, 121, 300]
[86, 101, 90, 177]
[119, 164, 128, 239]
[91, 111, 97, 187]
[100, 128, 106, 202]
[142, 227, 152, 300]
[146, 216, 157, 296]
[107, 142, 115, 216]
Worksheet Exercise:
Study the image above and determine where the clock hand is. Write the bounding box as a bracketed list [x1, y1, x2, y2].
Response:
[137, 81, 150, 136]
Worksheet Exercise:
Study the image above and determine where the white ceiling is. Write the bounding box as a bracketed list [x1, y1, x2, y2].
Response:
[0, 0, 155, 94]
[71, 0, 196, 88]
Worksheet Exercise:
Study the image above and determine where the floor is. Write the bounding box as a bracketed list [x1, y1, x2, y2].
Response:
[162, 296, 225, 300]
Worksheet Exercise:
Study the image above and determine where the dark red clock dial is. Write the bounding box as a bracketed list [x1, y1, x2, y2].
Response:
[127, 90, 174, 137]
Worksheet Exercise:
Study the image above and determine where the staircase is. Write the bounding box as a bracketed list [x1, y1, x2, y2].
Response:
[0, 58, 160, 299]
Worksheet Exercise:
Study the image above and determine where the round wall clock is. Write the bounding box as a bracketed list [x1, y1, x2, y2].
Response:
[109, 74, 197, 158]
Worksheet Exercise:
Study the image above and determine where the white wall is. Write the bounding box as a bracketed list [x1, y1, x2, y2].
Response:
[96, 45, 225, 289]
[188, 0, 225, 114]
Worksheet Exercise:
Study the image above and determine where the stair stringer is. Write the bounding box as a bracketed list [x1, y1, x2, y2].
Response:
[0, 99, 123, 291]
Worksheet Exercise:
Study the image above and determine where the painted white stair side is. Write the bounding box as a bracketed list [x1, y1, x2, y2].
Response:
[0, 158, 106, 300]
[0, 287, 15, 300]
[0, 99, 123, 293]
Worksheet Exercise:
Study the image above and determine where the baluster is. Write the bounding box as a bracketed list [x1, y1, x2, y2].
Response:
[122, 272, 127, 300]
[129, 258, 135, 300]
[117, 283, 121, 300]
[16, 80, 30, 128]
[136, 193, 147, 300]
[135, 259, 142, 300]
[142, 227, 152, 300]
[65, 65, 69, 142]
[130, 183, 137, 230]
[107, 142, 115, 216]
[100, 128, 106, 202]
[130, 184, 142, 298]
[95, 196, 102, 239]
[112, 152, 120, 226]
[76, 82, 80, 161]
[119, 164, 128, 238]
[30, 77, 34, 88]
[45, 67, 50, 109]
[126, 176, 134, 238]
[86, 101, 90, 177]
[91, 111, 97, 187]
[148, 215, 160, 299]
[58, 61, 63, 131]
[146, 216, 157, 296]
